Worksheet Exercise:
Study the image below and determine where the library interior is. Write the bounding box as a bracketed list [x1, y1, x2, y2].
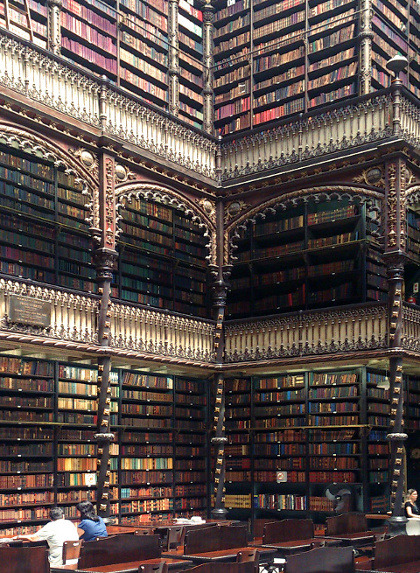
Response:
[0, 0, 418, 571]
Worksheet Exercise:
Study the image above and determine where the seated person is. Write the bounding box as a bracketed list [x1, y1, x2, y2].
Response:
[404, 489, 420, 519]
[15, 506, 79, 566]
[77, 500, 108, 541]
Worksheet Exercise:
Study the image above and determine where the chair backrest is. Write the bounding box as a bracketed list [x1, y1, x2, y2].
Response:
[186, 562, 258, 573]
[374, 534, 420, 568]
[138, 562, 168, 573]
[236, 548, 260, 564]
[0, 544, 49, 573]
[325, 513, 367, 535]
[263, 519, 314, 543]
[78, 532, 161, 568]
[284, 546, 355, 573]
[184, 524, 248, 554]
[251, 519, 276, 540]
[166, 526, 185, 550]
[62, 539, 82, 565]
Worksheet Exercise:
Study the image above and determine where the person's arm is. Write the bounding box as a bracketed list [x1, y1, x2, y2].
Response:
[77, 527, 85, 538]
[13, 533, 41, 542]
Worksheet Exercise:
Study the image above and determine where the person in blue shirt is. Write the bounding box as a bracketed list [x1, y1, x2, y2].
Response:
[76, 501, 108, 541]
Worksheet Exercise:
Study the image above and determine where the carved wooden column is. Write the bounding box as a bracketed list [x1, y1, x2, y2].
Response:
[358, 0, 373, 95]
[384, 156, 408, 536]
[92, 152, 118, 517]
[47, 0, 62, 55]
[168, 0, 180, 116]
[201, 0, 215, 135]
[210, 199, 231, 519]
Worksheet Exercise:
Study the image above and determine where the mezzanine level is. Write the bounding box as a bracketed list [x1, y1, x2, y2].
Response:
[1, 30, 420, 190]
[0, 278, 419, 370]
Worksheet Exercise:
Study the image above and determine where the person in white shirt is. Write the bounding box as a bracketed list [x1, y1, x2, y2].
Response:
[15, 506, 79, 566]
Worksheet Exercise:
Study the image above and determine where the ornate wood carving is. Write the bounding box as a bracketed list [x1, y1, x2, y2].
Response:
[116, 182, 217, 266]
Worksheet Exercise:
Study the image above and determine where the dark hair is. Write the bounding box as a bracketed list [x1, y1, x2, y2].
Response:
[50, 507, 64, 521]
[77, 500, 99, 522]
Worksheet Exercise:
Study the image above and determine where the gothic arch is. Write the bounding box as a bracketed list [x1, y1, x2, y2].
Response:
[0, 122, 97, 228]
[226, 185, 384, 266]
[115, 182, 216, 265]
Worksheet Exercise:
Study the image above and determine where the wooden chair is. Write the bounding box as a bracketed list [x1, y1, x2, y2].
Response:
[166, 526, 185, 550]
[236, 548, 260, 563]
[283, 546, 355, 573]
[0, 544, 49, 573]
[62, 539, 82, 565]
[138, 563, 168, 573]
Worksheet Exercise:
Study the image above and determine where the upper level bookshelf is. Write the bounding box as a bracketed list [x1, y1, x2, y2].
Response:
[227, 198, 386, 320]
[213, 0, 359, 135]
[0, 145, 95, 293]
[115, 196, 210, 317]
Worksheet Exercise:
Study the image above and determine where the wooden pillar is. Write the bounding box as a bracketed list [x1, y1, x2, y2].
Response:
[201, 0, 215, 135]
[210, 199, 231, 519]
[168, 0, 180, 117]
[47, 0, 62, 55]
[384, 156, 408, 535]
[92, 151, 118, 517]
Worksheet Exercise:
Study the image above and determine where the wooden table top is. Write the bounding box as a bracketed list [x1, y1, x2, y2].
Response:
[164, 545, 277, 563]
[355, 561, 420, 573]
[73, 558, 191, 573]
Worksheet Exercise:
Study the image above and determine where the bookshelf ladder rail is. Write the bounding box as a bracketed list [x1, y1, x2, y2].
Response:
[4, 0, 34, 42]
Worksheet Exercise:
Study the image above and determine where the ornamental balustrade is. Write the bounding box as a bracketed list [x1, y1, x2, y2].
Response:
[0, 33, 217, 181]
[0, 279, 419, 364]
[1, 31, 420, 185]
[0, 278, 215, 364]
[224, 303, 389, 363]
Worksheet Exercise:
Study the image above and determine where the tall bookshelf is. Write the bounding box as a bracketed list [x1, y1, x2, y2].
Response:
[174, 377, 208, 518]
[223, 367, 391, 525]
[0, 0, 48, 48]
[0, 145, 95, 293]
[224, 377, 253, 518]
[178, 0, 204, 129]
[0, 355, 210, 534]
[116, 196, 210, 317]
[118, 370, 175, 526]
[56, 363, 99, 521]
[227, 198, 385, 319]
[0, 357, 55, 535]
[213, 0, 359, 135]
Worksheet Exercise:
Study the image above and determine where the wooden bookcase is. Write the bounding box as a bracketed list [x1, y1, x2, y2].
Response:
[227, 198, 385, 320]
[223, 367, 394, 525]
[116, 196, 210, 318]
[0, 356, 209, 534]
[0, 145, 95, 293]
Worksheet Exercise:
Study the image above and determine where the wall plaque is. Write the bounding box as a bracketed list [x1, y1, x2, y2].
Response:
[8, 296, 52, 328]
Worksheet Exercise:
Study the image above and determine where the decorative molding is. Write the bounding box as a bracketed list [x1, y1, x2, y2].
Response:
[226, 186, 383, 266]
[116, 183, 217, 266]
[0, 123, 98, 229]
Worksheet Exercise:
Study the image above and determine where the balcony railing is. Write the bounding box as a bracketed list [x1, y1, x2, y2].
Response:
[0, 278, 215, 364]
[1, 30, 420, 185]
[220, 88, 420, 182]
[224, 303, 389, 363]
[0, 32, 217, 181]
[0, 279, 420, 365]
